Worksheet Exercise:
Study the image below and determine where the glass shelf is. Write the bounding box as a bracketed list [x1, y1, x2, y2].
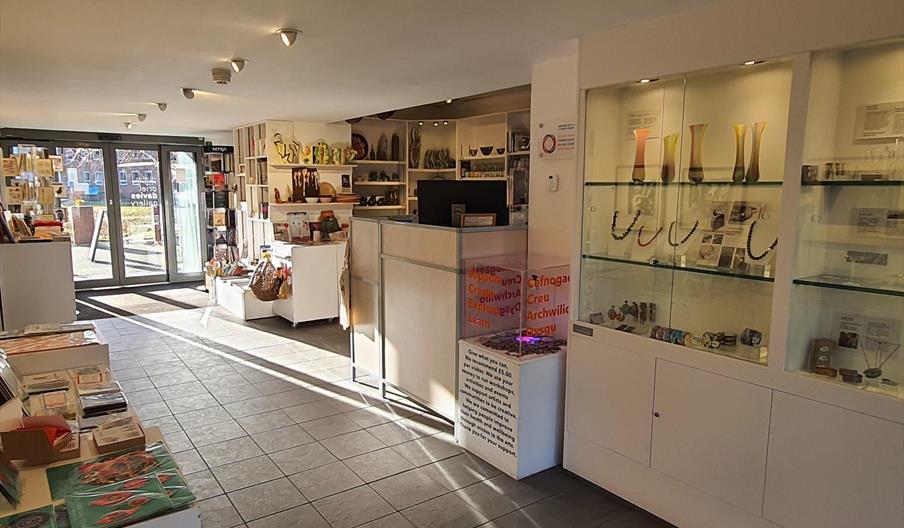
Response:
[794, 274, 904, 298]
[583, 253, 775, 283]
[801, 179, 904, 187]
[585, 180, 783, 187]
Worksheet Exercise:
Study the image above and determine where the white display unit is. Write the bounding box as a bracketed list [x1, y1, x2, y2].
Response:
[214, 276, 274, 321]
[270, 241, 346, 326]
[0, 241, 76, 331]
[566, 37, 904, 528]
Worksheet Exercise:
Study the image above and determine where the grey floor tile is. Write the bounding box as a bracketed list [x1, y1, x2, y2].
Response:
[162, 429, 194, 453]
[312, 485, 395, 528]
[419, 453, 502, 491]
[282, 400, 344, 423]
[118, 377, 155, 393]
[250, 424, 315, 453]
[224, 396, 278, 419]
[300, 414, 362, 440]
[175, 405, 234, 429]
[199, 495, 244, 528]
[247, 504, 330, 528]
[209, 383, 264, 405]
[142, 415, 183, 434]
[400, 493, 488, 528]
[203, 373, 251, 392]
[186, 469, 225, 500]
[288, 461, 365, 502]
[269, 442, 338, 475]
[150, 369, 199, 387]
[344, 403, 417, 429]
[266, 387, 326, 408]
[112, 367, 147, 381]
[198, 436, 264, 468]
[486, 490, 626, 528]
[391, 434, 464, 467]
[320, 429, 386, 460]
[453, 474, 549, 520]
[601, 509, 676, 528]
[126, 388, 162, 405]
[359, 513, 417, 528]
[166, 392, 220, 414]
[185, 420, 247, 448]
[228, 477, 307, 522]
[157, 380, 210, 400]
[211, 455, 284, 493]
[254, 378, 310, 396]
[173, 448, 208, 475]
[237, 409, 295, 434]
[135, 400, 173, 421]
[344, 447, 415, 483]
[192, 363, 240, 380]
[370, 467, 450, 510]
[366, 415, 445, 446]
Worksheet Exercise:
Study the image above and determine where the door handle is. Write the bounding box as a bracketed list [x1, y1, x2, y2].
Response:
[108, 200, 114, 206]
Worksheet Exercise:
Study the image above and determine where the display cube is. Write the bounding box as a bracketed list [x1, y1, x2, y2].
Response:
[456, 256, 569, 479]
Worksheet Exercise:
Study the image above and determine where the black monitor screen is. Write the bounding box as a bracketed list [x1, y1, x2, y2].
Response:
[417, 180, 509, 227]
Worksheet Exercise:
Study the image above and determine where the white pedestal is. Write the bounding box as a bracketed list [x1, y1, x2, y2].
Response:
[455, 338, 566, 480]
[0, 242, 76, 331]
[215, 277, 274, 320]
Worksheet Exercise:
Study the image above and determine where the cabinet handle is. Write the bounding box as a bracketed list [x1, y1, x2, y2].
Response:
[653, 412, 660, 418]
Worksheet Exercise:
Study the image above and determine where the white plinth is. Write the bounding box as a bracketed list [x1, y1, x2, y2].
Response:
[455, 338, 566, 480]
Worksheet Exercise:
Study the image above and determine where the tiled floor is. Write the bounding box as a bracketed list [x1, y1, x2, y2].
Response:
[77, 285, 674, 528]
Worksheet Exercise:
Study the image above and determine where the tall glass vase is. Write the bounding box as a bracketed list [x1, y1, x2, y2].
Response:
[661, 133, 679, 183]
[631, 128, 649, 182]
[732, 124, 746, 183]
[687, 123, 707, 183]
[746, 121, 766, 183]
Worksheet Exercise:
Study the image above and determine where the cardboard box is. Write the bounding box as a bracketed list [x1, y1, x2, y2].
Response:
[93, 418, 146, 454]
[0, 415, 80, 466]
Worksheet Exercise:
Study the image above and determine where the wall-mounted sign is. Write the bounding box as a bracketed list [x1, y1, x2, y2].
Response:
[538, 119, 576, 159]
[854, 101, 904, 140]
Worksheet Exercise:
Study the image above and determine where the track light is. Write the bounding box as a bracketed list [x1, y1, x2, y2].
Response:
[124, 122, 133, 130]
[638, 78, 658, 84]
[743, 59, 765, 66]
[182, 88, 195, 100]
[445, 99, 453, 104]
[137, 113, 147, 122]
[157, 103, 167, 112]
[229, 58, 246, 73]
[276, 28, 299, 47]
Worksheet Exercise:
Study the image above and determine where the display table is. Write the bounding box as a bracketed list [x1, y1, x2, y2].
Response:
[215, 276, 274, 321]
[456, 338, 565, 479]
[0, 427, 201, 527]
[349, 218, 527, 420]
[0, 241, 76, 331]
[0, 331, 109, 375]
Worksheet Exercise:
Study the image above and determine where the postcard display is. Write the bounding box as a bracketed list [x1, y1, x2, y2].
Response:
[570, 40, 904, 528]
[456, 257, 569, 479]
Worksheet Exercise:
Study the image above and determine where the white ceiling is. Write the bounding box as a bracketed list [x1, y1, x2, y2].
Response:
[0, 0, 712, 140]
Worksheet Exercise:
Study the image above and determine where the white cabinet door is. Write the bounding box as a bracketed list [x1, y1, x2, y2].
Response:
[651, 360, 772, 516]
[564, 334, 655, 465]
[764, 392, 904, 528]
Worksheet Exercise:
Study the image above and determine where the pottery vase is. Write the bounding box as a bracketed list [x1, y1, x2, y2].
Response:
[732, 124, 746, 182]
[661, 133, 679, 183]
[745, 121, 766, 183]
[631, 128, 649, 183]
[687, 123, 707, 183]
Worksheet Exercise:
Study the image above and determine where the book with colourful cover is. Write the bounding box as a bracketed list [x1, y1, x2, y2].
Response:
[64, 475, 172, 528]
[0, 505, 54, 527]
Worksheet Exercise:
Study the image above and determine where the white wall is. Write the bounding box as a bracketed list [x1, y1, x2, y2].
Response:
[528, 50, 579, 261]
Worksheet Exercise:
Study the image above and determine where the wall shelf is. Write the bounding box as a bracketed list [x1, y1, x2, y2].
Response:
[352, 181, 405, 186]
[354, 159, 406, 165]
[270, 163, 357, 170]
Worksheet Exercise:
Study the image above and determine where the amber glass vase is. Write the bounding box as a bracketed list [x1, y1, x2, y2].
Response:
[687, 123, 707, 183]
[745, 121, 766, 183]
[661, 133, 679, 183]
[631, 128, 649, 182]
[732, 124, 746, 182]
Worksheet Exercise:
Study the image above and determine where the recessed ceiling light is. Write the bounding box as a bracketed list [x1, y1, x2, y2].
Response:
[418, 121, 424, 126]
[276, 28, 300, 47]
[743, 59, 765, 66]
[229, 58, 247, 73]
[124, 122, 133, 130]
[433, 122, 439, 127]
[638, 78, 658, 84]
[182, 88, 195, 100]
[157, 103, 167, 112]
[443, 121, 449, 126]
[445, 99, 453, 104]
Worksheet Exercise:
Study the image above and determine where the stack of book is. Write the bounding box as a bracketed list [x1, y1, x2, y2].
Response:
[79, 392, 128, 419]
[20, 370, 70, 394]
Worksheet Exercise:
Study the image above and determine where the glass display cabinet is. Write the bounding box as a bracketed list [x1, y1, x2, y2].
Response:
[788, 39, 904, 399]
[579, 59, 793, 364]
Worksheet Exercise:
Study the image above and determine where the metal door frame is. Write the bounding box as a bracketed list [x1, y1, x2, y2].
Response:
[160, 145, 205, 282]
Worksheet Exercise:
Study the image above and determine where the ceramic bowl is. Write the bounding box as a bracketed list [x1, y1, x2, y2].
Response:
[469, 148, 478, 157]
[495, 147, 505, 155]
[304, 197, 320, 203]
[320, 196, 334, 203]
[479, 146, 493, 156]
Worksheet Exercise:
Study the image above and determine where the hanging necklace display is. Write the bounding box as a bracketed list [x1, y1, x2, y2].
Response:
[636, 225, 663, 247]
[746, 220, 778, 260]
[667, 219, 699, 247]
[611, 210, 642, 240]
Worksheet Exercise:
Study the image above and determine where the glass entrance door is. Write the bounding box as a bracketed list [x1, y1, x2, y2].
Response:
[112, 147, 168, 283]
[162, 146, 204, 280]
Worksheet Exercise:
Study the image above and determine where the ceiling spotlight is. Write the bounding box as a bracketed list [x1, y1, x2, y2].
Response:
[743, 59, 765, 66]
[638, 78, 658, 84]
[182, 88, 195, 100]
[157, 103, 167, 112]
[229, 58, 247, 73]
[442, 121, 449, 126]
[418, 121, 424, 126]
[276, 28, 300, 47]
[137, 113, 147, 122]
[124, 122, 133, 130]
[433, 122, 439, 127]
[445, 99, 453, 104]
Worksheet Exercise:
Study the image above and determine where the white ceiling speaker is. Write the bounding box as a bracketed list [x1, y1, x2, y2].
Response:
[136, 113, 147, 122]
[157, 102, 167, 111]
[212, 68, 231, 85]
[182, 88, 195, 100]
[276, 28, 300, 47]
[229, 58, 247, 73]
[123, 122, 133, 129]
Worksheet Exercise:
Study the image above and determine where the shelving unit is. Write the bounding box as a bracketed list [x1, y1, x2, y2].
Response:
[203, 146, 237, 263]
[350, 118, 408, 214]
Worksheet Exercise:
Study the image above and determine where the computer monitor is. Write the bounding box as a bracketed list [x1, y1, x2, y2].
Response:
[417, 180, 509, 227]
